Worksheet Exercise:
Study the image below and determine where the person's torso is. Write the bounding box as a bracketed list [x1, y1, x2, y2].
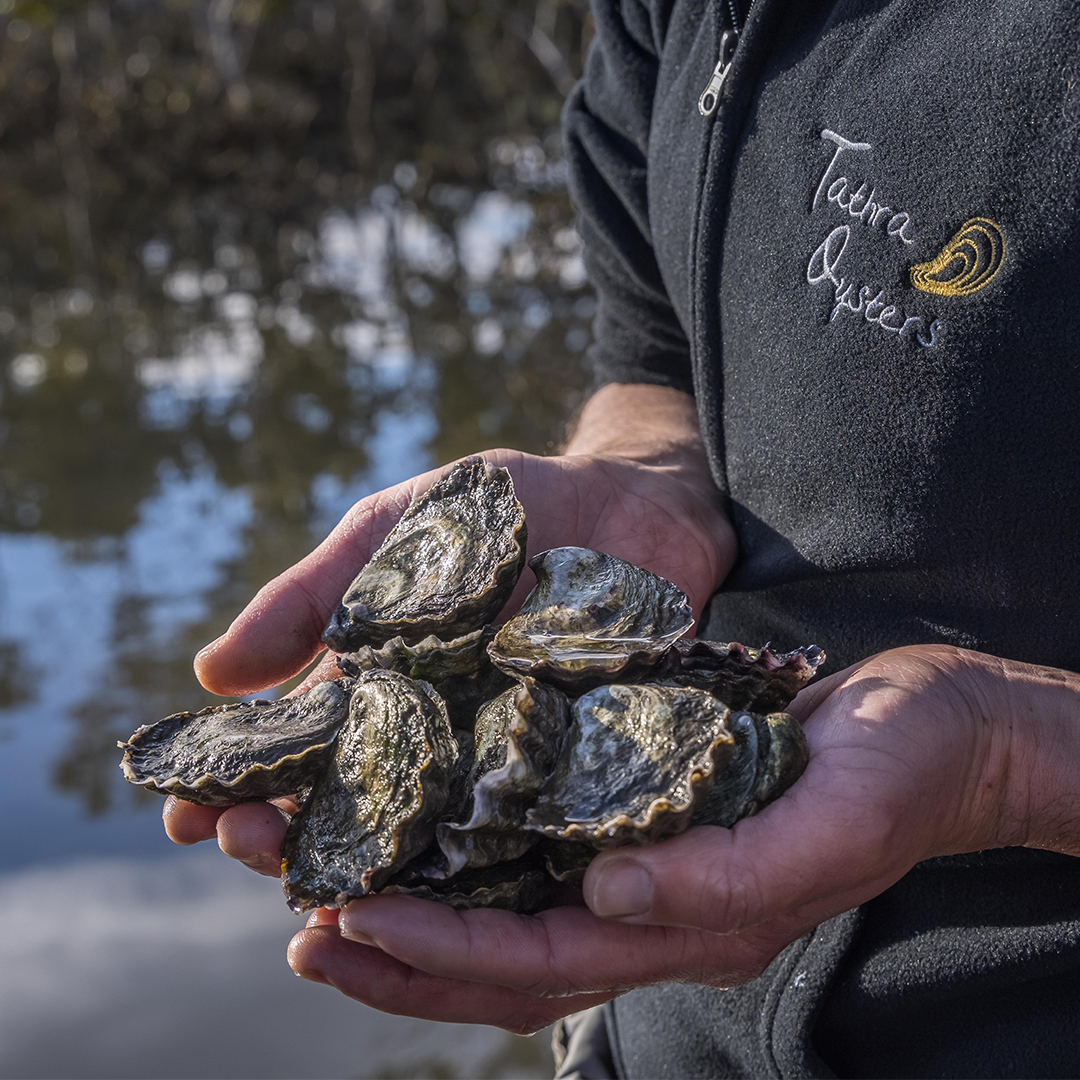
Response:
[645, 0, 1080, 671]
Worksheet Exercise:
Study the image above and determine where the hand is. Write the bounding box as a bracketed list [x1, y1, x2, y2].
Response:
[281, 644, 1080, 1032]
[164, 384, 736, 871]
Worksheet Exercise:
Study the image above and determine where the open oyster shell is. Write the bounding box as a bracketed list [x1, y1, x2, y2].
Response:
[525, 684, 734, 846]
[322, 459, 527, 652]
[489, 548, 694, 690]
[436, 679, 570, 876]
[281, 670, 457, 912]
[654, 639, 825, 713]
[118, 679, 352, 807]
[690, 711, 808, 828]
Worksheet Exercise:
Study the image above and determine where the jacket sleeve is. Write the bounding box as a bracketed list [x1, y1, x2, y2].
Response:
[564, 0, 694, 394]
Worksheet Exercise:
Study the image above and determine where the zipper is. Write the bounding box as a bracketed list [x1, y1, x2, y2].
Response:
[697, 0, 748, 117]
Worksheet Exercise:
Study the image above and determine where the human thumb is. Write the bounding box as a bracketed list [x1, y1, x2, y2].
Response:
[581, 785, 901, 935]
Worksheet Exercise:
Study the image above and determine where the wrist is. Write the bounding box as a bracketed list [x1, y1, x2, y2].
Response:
[562, 383, 714, 485]
[994, 656, 1080, 857]
[556, 384, 736, 605]
[938, 646, 1080, 857]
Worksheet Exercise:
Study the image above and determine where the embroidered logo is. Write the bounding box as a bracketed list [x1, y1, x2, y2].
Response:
[806, 129, 941, 347]
[909, 218, 1006, 297]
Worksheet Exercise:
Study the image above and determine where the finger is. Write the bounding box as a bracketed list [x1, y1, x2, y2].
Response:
[289, 925, 614, 1034]
[583, 780, 904, 935]
[306, 907, 340, 929]
[194, 469, 447, 696]
[215, 800, 290, 876]
[288, 650, 347, 697]
[162, 796, 224, 844]
[336, 895, 772, 996]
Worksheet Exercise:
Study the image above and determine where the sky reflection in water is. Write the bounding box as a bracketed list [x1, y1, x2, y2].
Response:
[0, 1, 592, 1074]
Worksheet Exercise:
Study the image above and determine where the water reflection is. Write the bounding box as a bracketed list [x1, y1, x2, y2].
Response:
[0, 1, 586, 1075]
[0, 851, 553, 1079]
[1, 0, 591, 817]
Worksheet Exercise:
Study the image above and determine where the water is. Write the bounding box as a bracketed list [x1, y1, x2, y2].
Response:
[0, 2, 592, 1076]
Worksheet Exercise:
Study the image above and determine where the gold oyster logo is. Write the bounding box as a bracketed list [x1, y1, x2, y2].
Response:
[910, 218, 1005, 297]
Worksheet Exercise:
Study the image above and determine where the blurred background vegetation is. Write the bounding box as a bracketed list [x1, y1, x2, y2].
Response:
[0, 0, 594, 814]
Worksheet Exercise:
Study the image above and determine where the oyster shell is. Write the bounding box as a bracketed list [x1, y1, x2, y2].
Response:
[690, 711, 807, 828]
[118, 679, 352, 807]
[322, 459, 527, 652]
[540, 839, 596, 885]
[654, 639, 824, 712]
[525, 684, 734, 846]
[281, 670, 457, 912]
[383, 853, 553, 913]
[436, 679, 570, 876]
[336, 625, 513, 729]
[489, 548, 694, 689]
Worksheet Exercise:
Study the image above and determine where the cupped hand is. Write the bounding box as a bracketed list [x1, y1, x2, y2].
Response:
[164, 442, 735, 858]
[281, 644, 1037, 1032]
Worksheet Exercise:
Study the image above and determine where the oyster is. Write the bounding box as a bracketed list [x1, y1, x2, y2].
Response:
[336, 625, 513, 729]
[118, 679, 352, 807]
[654, 639, 824, 713]
[690, 711, 808, 828]
[436, 679, 570, 876]
[322, 459, 527, 652]
[525, 684, 735, 846]
[489, 547, 694, 689]
[383, 853, 554, 913]
[281, 670, 457, 912]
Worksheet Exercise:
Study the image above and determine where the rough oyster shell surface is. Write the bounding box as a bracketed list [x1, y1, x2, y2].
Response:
[120, 439, 821, 916]
[489, 547, 694, 689]
[690, 710, 807, 828]
[525, 683, 734, 846]
[655, 639, 824, 713]
[436, 678, 570, 876]
[336, 625, 513, 729]
[322, 459, 527, 652]
[281, 670, 458, 912]
[383, 853, 554, 913]
[118, 679, 352, 807]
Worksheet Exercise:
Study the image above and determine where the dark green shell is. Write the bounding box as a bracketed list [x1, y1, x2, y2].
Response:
[118, 679, 352, 807]
[436, 678, 570, 875]
[281, 670, 458, 912]
[322, 459, 527, 652]
[525, 683, 734, 846]
[690, 711, 808, 828]
[653, 639, 824, 712]
[336, 625, 514, 729]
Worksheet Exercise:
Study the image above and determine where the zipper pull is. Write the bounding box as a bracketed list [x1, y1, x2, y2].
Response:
[698, 29, 737, 117]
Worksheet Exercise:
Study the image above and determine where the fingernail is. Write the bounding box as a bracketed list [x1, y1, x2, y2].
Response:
[237, 852, 280, 878]
[589, 859, 653, 919]
[339, 902, 376, 946]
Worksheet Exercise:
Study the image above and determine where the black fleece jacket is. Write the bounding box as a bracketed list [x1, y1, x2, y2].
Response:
[563, 0, 1080, 1076]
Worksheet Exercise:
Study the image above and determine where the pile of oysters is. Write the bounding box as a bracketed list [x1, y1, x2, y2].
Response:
[120, 459, 822, 914]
